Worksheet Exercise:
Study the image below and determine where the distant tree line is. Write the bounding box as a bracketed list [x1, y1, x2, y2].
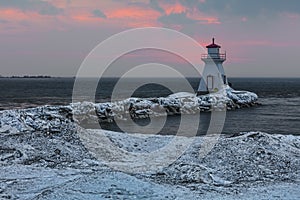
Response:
[0, 75, 52, 78]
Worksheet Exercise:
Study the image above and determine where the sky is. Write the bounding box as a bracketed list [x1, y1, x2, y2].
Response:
[0, 0, 300, 77]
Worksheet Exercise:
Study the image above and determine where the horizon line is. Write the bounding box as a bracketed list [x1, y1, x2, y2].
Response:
[1, 75, 299, 79]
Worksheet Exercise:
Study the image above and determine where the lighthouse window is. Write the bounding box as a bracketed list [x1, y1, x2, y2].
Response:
[207, 76, 214, 90]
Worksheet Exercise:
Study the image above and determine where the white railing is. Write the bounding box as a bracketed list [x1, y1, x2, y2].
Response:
[201, 53, 226, 60]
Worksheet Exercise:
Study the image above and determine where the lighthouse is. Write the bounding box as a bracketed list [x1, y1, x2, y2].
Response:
[197, 38, 228, 95]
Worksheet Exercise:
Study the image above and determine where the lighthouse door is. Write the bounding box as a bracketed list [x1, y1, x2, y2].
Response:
[222, 75, 227, 84]
[207, 75, 214, 90]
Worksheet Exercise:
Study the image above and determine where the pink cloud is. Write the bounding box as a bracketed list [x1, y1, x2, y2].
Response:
[0, 1, 221, 33]
[107, 7, 160, 20]
[72, 13, 105, 23]
[0, 9, 36, 21]
[0, 8, 63, 33]
[158, 1, 220, 25]
[105, 7, 161, 28]
[161, 3, 187, 15]
[186, 6, 220, 24]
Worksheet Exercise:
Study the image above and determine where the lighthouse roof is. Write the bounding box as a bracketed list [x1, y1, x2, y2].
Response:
[206, 38, 221, 48]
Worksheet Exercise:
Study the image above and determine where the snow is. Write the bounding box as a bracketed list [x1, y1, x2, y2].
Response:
[1, 89, 299, 199]
[168, 92, 196, 98]
[0, 115, 299, 199]
[0, 103, 300, 199]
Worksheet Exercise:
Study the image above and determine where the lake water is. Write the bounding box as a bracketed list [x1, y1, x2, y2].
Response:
[0, 77, 299, 135]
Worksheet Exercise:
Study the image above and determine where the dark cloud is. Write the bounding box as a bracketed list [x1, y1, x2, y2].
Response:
[92, 9, 106, 18]
[127, 1, 148, 7]
[38, 4, 63, 16]
[0, 0, 63, 16]
[196, 0, 300, 17]
[127, 0, 165, 14]
[149, 0, 164, 14]
[158, 12, 197, 25]
[178, 0, 200, 8]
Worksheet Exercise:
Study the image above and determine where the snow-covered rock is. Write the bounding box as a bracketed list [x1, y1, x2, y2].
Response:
[0, 128, 299, 199]
[0, 87, 258, 131]
[0, 106, 75, 135]
[75, 86, 259, 123]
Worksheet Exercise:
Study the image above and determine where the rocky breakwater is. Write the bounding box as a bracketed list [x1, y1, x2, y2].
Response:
[72, 86, 260, 123]
[0, 87, 259, 132]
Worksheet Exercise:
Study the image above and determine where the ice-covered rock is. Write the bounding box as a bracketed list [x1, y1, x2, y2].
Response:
[0, 106, 75, 135]
[75, 86, 259, 123]
[0, 87, 259, 130]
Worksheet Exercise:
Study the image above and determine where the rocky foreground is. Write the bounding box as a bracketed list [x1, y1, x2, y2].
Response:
[1, 89, 299, 199]
[0, 126, 299, 199]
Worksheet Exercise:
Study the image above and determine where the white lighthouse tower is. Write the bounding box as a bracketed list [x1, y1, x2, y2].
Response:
[197, 38, 228, 95]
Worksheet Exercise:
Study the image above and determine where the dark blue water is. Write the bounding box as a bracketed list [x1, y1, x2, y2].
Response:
[0, 78, 299, 135]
